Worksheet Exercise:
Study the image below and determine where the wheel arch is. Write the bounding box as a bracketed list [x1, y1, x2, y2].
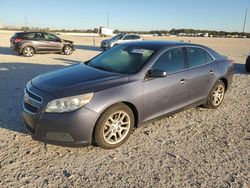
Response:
[122, 101, 139, 128]
[21, 45, 36, 53]
[218, 77, 228, 91]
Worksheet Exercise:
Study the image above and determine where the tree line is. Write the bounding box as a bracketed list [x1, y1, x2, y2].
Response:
[2, 26, 250, 38]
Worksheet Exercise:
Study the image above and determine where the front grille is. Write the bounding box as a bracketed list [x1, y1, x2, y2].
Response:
[23, 87, 43, 114]
[26, 88, 42, 103]
[24, 102, 38, 113]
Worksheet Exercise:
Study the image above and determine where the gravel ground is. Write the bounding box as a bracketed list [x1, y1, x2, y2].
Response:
[0, 33, 249, 187]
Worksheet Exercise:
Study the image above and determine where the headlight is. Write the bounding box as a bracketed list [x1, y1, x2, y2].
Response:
[45, 93, 94, 113]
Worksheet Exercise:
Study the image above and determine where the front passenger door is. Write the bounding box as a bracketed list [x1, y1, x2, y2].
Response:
[43, 33, 62, 52]
[143, 47, 189, 122]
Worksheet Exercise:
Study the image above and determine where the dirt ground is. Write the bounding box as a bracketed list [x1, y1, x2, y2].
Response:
[0, 33, 249, 187]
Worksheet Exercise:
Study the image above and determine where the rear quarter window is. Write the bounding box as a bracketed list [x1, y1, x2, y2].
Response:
[187, 47, 214, 68]
[23, 33, 36, 39]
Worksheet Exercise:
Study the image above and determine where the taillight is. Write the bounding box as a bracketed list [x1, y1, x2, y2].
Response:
[14, 38, 22, 43]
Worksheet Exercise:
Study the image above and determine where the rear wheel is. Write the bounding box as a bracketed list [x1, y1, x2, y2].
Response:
[94, 103, 134, 149]
[204, 80, 225, 109]
[246, 56, 250, 72]
[22, 46, 35, 57]
[63, 45, 73, 55]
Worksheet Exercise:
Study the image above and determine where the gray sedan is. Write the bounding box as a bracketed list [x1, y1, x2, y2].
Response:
[22, 41, 233, 149]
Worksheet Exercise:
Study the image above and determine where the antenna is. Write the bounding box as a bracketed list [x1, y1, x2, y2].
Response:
[242, 8, 248, 33]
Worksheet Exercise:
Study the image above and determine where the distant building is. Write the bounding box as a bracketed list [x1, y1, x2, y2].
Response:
[0, 22, 3, 29]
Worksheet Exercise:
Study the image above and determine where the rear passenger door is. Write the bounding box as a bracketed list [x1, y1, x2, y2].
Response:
[143, 47, 189, 121]
[28, 32, 47, 52]
[185, 47, 217, 103]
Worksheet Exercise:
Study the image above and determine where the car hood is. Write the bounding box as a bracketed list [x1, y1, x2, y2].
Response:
[62, 39, 73, 44]
[31, 63, 129, 97]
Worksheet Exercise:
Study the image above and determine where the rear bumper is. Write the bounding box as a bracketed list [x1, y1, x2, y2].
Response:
[11, 43, 22, 53]
[227, 65, 233, 88]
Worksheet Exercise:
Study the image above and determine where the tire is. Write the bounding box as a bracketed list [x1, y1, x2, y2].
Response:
[94, 103, 134, 149]
[22, 46, 35, 57]
[63, 45, 73, 55]
[246, 56, 250, 72]
[204, 80, 226, 109]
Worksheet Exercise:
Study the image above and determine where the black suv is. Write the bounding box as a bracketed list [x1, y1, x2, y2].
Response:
[10, 32, 75, 57]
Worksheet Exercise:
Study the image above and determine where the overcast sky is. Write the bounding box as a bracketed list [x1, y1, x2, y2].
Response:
[0, 0, 249, 32]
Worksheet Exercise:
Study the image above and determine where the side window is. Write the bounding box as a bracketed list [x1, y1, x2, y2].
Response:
[187, 47, 213, 68]
[44, 33, 60, 42]
[123, 35, 132, 40]
[205, 51, 214, 62]
[24, 33, 36, 39]
[132, 35, 140, 39]
[34, 33, 45, 40]
[151, 48, 185, 74]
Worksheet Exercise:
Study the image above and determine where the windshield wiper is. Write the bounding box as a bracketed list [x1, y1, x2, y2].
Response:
[90, 65, 114, 72]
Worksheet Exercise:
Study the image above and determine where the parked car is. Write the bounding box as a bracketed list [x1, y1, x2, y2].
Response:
[246, 53, 250, 72]
[22, 41, 233, 149]
[10, 32, 75, 57]
[100, 33, 143, 50]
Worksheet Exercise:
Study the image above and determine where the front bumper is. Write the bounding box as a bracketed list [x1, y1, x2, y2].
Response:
[100, 43, 111, 50]
[22, 83, 99, 146]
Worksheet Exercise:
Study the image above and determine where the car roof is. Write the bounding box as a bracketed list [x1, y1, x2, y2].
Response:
[122, 40, 191, 50]
[15, 31, 48, 35]
[125, 33, 140, 35]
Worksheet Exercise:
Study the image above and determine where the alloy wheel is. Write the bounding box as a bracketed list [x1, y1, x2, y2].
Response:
[212, 84, 225, 106]
[64, 46, 72, 55]
[103, 111, 131, 145]
[23, 47, 34, 57]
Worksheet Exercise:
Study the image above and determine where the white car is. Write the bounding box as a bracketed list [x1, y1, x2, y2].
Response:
[246, 52, 250, 72]
[101, 33, 143, 50]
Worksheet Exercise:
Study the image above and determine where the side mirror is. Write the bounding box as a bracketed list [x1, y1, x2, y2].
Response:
[148, 69, 167, 78]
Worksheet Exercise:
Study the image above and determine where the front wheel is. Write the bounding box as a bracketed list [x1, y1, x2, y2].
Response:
[94, 103, 134, 149]
[22, 46, 35, 57]
[63, 45, 73, 55]
[204, 80, 226, 109]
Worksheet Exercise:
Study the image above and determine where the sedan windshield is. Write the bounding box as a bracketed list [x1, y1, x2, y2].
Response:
[88, 45, 155, 74]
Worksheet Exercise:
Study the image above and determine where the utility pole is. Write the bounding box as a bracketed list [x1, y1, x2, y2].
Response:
[107, 12, 109, 28]
[242, 8, 248, 33]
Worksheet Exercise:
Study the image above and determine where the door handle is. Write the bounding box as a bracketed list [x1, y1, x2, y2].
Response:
[209, 70, 214, 74]
[179, 79, 186, 84]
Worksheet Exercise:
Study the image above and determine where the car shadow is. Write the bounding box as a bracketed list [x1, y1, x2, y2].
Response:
[0, 47, 17, 56]
[0, 62, 69, 134]
[75, 45, 103, 52]
[233, 63, 248, 75]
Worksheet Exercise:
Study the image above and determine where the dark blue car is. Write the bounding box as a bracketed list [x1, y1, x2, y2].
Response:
[22, 41, 233, 149]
